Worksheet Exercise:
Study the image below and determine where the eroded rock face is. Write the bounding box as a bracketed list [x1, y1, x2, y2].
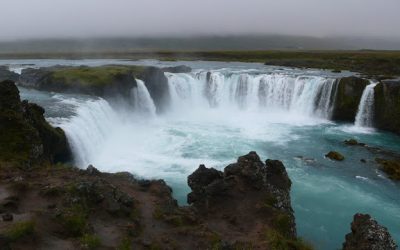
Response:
[0, 66, 19, 82]
[162, 65, 192, 73]
[343, 213, 397, 250]
[187, 151, 296, 239]
[374, 80, 400, 135]
[0, 80, 71, 167]
[332, 77, 369, 122]
[140, 67, 171, 113]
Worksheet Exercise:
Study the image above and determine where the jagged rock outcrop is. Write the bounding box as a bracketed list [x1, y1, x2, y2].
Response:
[0, 66, 19, 82]
[332, 77, 369, 122]
[0, 80, 71, 168]
[188, 151, 297, 240]
[373, 80, 400, 135]
[140, 67, 171, 113]
[343, 213, 397, 250]
[19, 66, 138, 99]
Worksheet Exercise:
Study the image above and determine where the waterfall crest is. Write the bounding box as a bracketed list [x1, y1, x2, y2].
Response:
[355, 82, 378, 127]
[59, 98, 119, 167]
[166, 71, 338, 119]
[131, 79, 157, 116]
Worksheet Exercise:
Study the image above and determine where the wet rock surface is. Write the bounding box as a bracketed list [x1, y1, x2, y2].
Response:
[0, 66, 19, 82]
[332, 76, 369, 122]
[139, 66, 171, 113]
[325, 151, 345, 161]
[343, 213, 397, 250]
[374, 80, 400, 135]
[343, 139, 400, 180]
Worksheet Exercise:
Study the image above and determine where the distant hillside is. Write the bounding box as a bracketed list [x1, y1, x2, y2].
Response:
[0, 35, 399, 53]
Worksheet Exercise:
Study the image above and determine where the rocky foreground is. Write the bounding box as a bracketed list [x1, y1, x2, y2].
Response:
[0, 80, 398, 249]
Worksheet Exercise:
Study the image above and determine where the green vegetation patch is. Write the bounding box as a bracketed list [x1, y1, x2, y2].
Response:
[51, 65, 145, 87]
[59, 204, 89, 237]
[80, 233, 101, 249]
[266, 229, 313, 250]
[6, 220, 36, 241]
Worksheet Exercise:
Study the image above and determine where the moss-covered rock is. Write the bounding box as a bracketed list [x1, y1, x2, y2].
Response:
[331, 77, 369, 122]
[325, 151, 345, 161]
[0, 80, 71, 168]
[19, 66, 142, 99]
[375, 158, 400, 180]
[19, 65, 175, 113]
[373, 80, 400, 135]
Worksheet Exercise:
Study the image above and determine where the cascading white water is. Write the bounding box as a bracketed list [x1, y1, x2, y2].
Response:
[59, 98, 119, 167]
[166, 71, 338, 119]
[355, 82, 378, 127]
[131, 79, 157, 116]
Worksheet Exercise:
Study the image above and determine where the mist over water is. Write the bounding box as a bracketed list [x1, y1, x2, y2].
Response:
[10, 60, 400, 250]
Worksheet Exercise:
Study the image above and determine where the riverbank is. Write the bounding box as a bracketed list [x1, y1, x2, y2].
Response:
[1, 50, 400, 79]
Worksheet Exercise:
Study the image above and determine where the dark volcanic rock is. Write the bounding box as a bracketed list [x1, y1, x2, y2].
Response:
[332, 77, 369, 122]
[140, 67, 171, 113]
[19, 67, 53, 88]
[375, 158, 400, 180]
[162, 65, 192, 73]
[2, 213, 13, 221]
[325, 151, 345, 161]
[0, 66, 19, 82]
[187, 151, 296, 239]
[373, 80, 400, 135]
[0, 80, 71, 167]
[86, 164, 100, 175]
[343, 213, 397, 250]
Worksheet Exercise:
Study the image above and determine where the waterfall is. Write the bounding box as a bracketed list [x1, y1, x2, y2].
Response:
[131, 79, 156, 116]
[59, 98, 119, 167]
[166, 71, 338, 118]
[355, 82, 378, 127]
[60, 71, 340, 168]
[61, 79, 157, 167]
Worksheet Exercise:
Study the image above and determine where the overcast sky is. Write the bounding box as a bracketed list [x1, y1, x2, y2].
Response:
[1, 0, 399, 41]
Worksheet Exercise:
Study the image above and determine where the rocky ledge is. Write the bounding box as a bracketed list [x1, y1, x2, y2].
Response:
[17, 65, 190, 114]
[343, 213, 397, 250]
[331, 77, 400, 135]
[0, 151, 312, 249]
[0, 80, 71, 168]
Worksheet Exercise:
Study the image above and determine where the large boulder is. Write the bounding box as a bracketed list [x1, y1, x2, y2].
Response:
[331, 77, 369, 122]
[343, 213, 397, 250]
[373, 80, 400, 135]
[187, 151, 296, 239]
[0, 80, 71, 168]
